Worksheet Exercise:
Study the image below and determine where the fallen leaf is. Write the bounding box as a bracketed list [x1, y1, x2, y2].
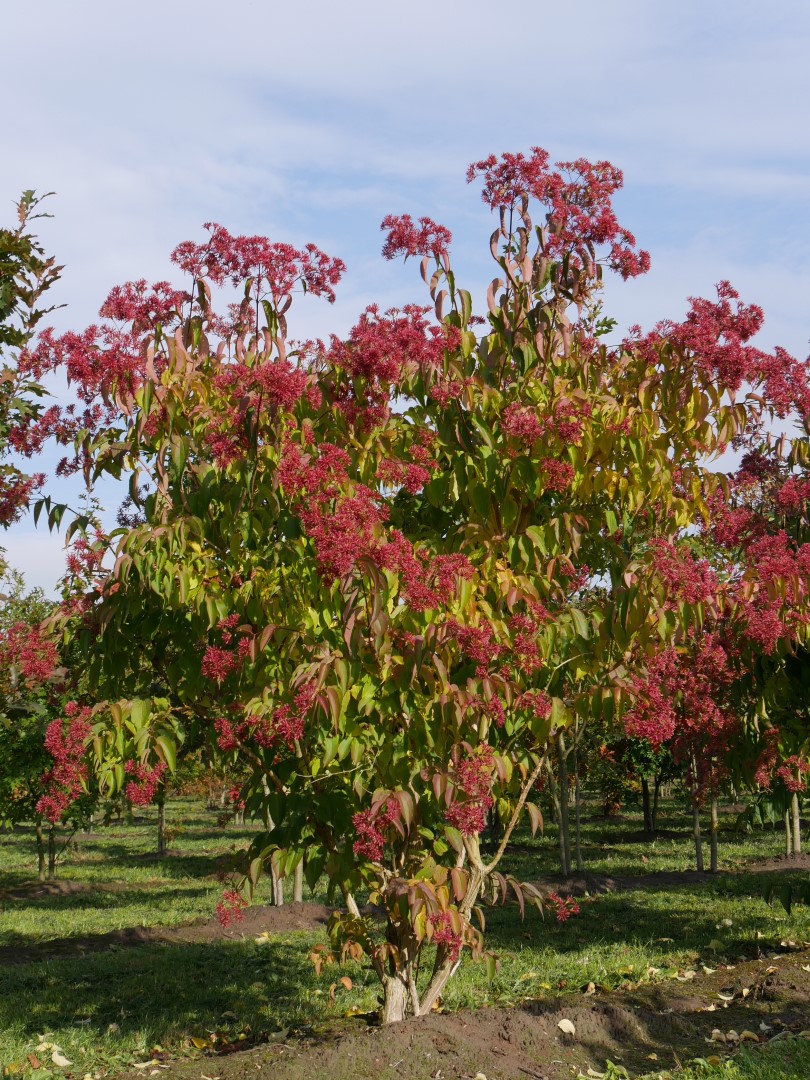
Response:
[189, 1037, 208, 1050]
[27, 1057, 42, 1070]
[51, 1053, 72, 1068]
[557, 1018, 576, 1036]
[705, 1056, 723, 1067]
[709, 1029, 727, 1043]
[340, 977, 353, 991]
[739, 1031, 759, 1042]
[584, 982, 596, 996]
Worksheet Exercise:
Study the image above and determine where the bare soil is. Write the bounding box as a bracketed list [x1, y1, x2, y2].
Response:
[0, 900, 332, 966]
[140, 949, 810, 1080]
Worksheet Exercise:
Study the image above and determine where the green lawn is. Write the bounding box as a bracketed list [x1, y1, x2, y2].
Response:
[2, 794, 809, 1076]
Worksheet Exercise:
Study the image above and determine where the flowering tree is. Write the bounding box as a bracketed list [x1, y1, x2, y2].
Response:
[0, 191, 62, 526]
[26, 148, 810, 1020]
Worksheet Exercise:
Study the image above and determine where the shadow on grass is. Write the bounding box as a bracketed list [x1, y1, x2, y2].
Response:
[0, 935, 335, 1048]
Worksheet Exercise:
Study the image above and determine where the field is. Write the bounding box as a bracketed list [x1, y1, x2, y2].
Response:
[3, 795, 810, 1079]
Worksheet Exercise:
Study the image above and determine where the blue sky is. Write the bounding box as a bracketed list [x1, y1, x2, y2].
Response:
[2, 0, 809, 593]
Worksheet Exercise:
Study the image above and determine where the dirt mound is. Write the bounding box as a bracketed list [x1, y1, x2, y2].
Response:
[139, 950, 810, 1080]
[0, 902, 334, 966]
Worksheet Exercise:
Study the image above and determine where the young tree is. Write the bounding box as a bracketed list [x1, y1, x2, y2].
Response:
[28, 149, 810, 1019]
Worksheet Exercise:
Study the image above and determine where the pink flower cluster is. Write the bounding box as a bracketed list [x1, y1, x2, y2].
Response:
[540, 457, 575, 492]
[0, 471, 45, 526]
[546, 891, 581, 923]
[172, 223, 345, 304]
[327, 305, 449, 430]
[649, 538, 717, 607]
[352, 795, 402, 862]
[380, 214, 452, 261]
[0, 621, 59, 684]
[216, 888, 248, 928]
[445, 744, 495, 837]
[467, 148, 651, 279]
[624, 634, 739, 796]
[634, 282, 810, 420]
[124, 760, 167, 806]
[515, 690, 552, 720]
[446, 619, 502, 676]
[36, 710, 92, 823]
[429, 910, 462, 962]
[775, 756, 810, 793]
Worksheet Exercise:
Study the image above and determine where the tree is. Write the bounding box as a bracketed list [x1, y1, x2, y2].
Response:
[28, 148, 810, 1020]
[0, 191, 62, 526]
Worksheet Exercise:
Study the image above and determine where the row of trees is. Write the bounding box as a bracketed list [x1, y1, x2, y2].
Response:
[2, 152, 810, 1020]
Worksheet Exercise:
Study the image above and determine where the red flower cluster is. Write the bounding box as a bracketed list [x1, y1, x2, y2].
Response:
[446, 619, 502, 676]
[377, 458, 432, 495]
[546, 891, 580, 923]
[201, 644, 245, 684]
[328, 305, 449, 430]
[540, 457, 574, 492]
[380, 214, 452, 262]
[501, 403, 544, 445]
[515, 690, 552, 720]
[775, 756, 810, 793]
[0, 621, 59, 684]
[99, 278, 185, 330]
[352, 795, 402, 862]
[124, 760, 167, 806]
[36, 711, 92, 823]
[0, 471, 45, 526]
[445, 744, 495, 836]
[216, 888, 248, 928]
[624, 634, 739, 796]
[429, 910, 462, 962]
[649, 539, 717, 607]
[172, 223, 345, 303]
[467, 149, 650, 279]
[634, 282, 810, 420]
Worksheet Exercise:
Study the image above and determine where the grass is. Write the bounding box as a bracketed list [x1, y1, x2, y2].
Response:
[2, 793, 810, 1075]
[635, 1037, 810, 1079]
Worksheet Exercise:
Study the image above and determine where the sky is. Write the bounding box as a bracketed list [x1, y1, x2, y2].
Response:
[2, 0, 809, 594]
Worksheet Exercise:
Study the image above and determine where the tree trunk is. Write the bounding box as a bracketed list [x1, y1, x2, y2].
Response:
[156, 792, 167, 857]
[709, 793, 719, 874]
[642, 777, 653, 836]
[293, 860, 304, 903]
[47, 825, 56, 882]
[792, 793, 802, 857]
[692, 806, 704, 872]
[381, 973, 409, 1024]
[652, 774, 662, 833]
[270, 863, 284, 906]
[35, 822, 45, 883]
[573, 744, 583, 873]
[557, 733, 572, 878]
[785, 808, 793, 857]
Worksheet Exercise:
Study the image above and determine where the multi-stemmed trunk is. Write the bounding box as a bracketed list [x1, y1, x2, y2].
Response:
[378, 757, 545, 1023]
